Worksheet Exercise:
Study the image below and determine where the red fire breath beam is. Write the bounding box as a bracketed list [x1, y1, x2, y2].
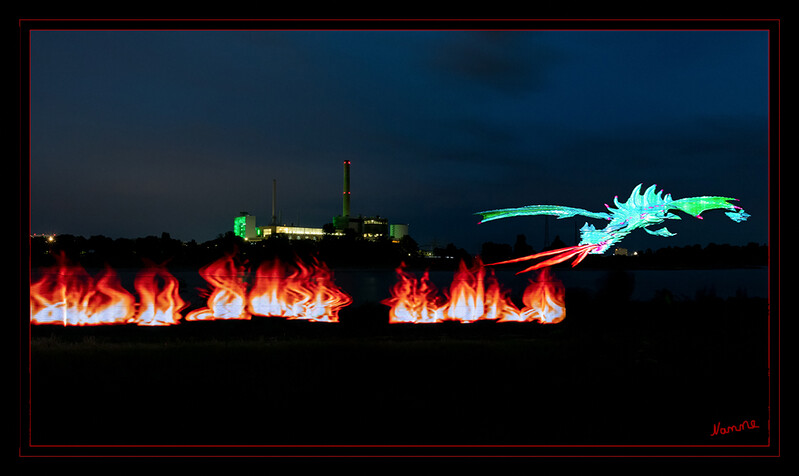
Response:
[487, 244, 600, 274]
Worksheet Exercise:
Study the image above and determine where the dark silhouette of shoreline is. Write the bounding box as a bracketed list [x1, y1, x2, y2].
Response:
[29, 232, 767, 271]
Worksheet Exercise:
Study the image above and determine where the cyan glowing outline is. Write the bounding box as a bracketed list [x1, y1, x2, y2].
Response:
[476, 184, 749, 273]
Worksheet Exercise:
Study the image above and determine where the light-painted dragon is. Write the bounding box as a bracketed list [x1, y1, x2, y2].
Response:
[476, 184, 749, 273]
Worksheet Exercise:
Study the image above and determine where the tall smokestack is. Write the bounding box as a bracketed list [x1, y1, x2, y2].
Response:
[343, 160, 351, 217]
[272, 179, 277, 225]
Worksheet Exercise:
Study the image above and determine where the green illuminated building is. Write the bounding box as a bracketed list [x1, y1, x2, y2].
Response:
[234, 212, 257, 240]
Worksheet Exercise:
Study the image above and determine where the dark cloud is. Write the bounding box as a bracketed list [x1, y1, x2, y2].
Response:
[429, 31, 562, 94]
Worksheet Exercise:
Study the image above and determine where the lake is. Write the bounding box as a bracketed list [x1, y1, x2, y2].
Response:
[332, 266, 770, 305]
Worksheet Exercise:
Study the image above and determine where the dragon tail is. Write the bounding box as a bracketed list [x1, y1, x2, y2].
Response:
[476, 205, 611, 224]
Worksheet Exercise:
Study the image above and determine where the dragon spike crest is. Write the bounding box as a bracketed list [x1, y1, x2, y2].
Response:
[607, 184, 672, 213]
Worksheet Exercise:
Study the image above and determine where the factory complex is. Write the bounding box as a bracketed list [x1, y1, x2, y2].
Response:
[233, 161, 409, 243]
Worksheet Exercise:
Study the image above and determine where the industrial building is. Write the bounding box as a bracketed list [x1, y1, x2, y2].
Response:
[233, 211, 327, 242]
[332, 160, 389, 240]
[233, 213, 258, 241]
[233, 161, 408, 242]
[389, 224, 409, 241]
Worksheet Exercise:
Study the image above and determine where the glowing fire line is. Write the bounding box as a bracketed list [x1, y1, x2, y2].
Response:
[381, 259, 566, 324]
[30, 253, 352, 326]
[31, 255, 565, 326]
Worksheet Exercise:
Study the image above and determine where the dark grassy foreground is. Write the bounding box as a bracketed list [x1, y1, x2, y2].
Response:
[28, 292, 771, 455]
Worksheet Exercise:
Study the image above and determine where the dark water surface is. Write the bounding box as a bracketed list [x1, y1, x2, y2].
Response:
[333, 266, 769, 305]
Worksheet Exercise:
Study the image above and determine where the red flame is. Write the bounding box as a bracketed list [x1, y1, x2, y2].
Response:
[31, 253, 352, 326]
[381, 265, 446, 323]
[30, 254, 188, 326]
[30, 254, 136, 326]
[31, 253, 563, 327]
[134, 263, 189, 326]
[248, 257, 352, 322]
[498, 267, 565, 324]
[184, 255, 352, 323]
[184, 254, 250, 322]
[382, 259, 566, 324]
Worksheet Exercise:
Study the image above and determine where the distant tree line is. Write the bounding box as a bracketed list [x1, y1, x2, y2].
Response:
[622, 242, 768, 269]
[29, 231, 439, 270]
[29, 232, 767, 270]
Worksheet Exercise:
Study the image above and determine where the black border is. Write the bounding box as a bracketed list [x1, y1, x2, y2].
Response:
[18, 17, 780, 460]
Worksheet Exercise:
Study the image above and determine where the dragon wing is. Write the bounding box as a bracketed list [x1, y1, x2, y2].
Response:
[476, 204, 611, 224]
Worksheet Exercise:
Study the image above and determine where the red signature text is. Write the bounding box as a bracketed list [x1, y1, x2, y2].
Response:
[710, 419, 759, 437]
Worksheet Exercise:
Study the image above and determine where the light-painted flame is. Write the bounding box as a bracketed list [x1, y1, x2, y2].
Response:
[31, 253, 352, 326]
[30, 253, 188, 326]
[31, 253, 559, 327]
[382, 259, 566, 324]
[182, 254, 352, 323]
[133, 264, 189, 326]
[30, 255, 136, 326]
[382, 266, 445, 324]
[498, 267, 566, 324]
[248, 257, 352, 322]
[185, 254, 250, 322]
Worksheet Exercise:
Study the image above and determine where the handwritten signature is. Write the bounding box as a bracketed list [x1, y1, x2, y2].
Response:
[710, 419, 759, 437]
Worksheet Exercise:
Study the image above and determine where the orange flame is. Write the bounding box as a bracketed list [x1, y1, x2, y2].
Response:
[382, 259, 566, 324]
[185, 254, 250, 322]
[31, 253, 351, 326]
[381, 265, 446, 323]
[183, 255, 352, 323]
[31, 253, 559, 327]
[29, 254, 191, 326]
[498, 267, 566, 324]
[248, 257, 352, 322]
[30, 254, 136, 326]
[134, 263, 189, 326]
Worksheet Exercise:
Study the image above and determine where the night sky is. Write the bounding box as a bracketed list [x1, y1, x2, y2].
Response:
[28, 26, 771, 254]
